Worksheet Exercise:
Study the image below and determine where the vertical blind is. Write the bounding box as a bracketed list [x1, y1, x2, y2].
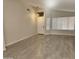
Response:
[46, 17, 75, 30]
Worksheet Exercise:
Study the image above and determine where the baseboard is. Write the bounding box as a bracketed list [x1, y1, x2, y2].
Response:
[6, 33, 38, 46]
[44, 33, 75, 36]
[5, 32, 74, 46]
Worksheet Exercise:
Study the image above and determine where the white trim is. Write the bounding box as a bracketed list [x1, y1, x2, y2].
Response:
[44, 32, 75, 36]
[6, 33, 38, 46]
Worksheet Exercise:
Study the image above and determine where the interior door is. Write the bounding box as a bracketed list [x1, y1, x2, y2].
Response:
[37, 17, 45, 34]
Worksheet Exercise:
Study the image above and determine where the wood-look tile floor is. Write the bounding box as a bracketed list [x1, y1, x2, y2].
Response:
[4, 34, 75, 59]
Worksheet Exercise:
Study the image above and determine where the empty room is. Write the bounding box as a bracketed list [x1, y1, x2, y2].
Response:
[3, 0, 75, 59]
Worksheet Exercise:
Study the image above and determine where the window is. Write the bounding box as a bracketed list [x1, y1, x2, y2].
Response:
[45, 17, 75, 30]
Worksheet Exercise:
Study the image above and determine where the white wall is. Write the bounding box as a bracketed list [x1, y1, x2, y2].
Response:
[4, 0, 37, 46]
[45, 10, 75, 18]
